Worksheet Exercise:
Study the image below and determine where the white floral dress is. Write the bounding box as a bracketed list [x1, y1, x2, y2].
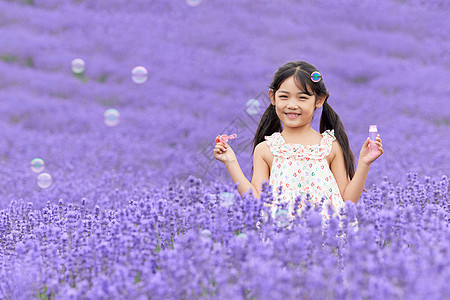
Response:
[265, 130, 346, 222]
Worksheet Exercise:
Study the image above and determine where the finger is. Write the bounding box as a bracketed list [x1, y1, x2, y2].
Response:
[216, 136, 226, 145]
[364, 137, 370, 147]
[214, 146, 225, 152]
[214, 149, 224, 156]
[220, 148, 227, 153]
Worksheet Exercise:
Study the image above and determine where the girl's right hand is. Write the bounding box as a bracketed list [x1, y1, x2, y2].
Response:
[213, 135, 237, 165]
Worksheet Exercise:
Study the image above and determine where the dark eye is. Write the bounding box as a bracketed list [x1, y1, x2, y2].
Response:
[279, 95, 288, 99]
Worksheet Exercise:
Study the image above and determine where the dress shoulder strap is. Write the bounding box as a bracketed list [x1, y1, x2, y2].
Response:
[264, 132, 284, 156]
[321, 129, 336, 156]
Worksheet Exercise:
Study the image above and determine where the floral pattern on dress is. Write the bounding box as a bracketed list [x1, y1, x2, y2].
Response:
[264, 130, 346, 224]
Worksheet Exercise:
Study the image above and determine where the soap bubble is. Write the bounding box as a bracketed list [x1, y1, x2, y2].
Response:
[71, 58, 85, 74]
[236, 233, 248, 240]
[104, 109, 120, 127]
[219, 192, 234, 208]
[208, 194, 217, 204]
[30, 158, 45, 173]
[245, 99, 261, 116]
[186, 0, 201, 7]
[275, 209, 290, 228]
[37, 173, 52, 189]
[131, 66, 148, 84]
[200, 229, 212, 241]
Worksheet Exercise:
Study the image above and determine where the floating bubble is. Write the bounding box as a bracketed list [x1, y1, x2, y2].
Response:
[236, 233, 248, 240]
[131, 66, 148, 84]
[218, 192, 234, 208]
[200, 229, 212, 241]
[275, 209, 290, 228]
[71, 58, 85, 74]
[30, 158, 45, 173]
[246, 99, 261, 116]
[208, 194, 217, 204]
[104, 109, 120, 127]
[37, 173, 52, 189]
[186, 0, 201, 7]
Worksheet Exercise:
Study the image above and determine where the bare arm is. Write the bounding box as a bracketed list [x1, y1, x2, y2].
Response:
[331, 135, 383, 204]
[214, 139, 270, 199]
[249, 142, 270, 198]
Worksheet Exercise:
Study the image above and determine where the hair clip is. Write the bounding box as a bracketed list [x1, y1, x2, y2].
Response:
[311, 71, 322, 82]
[218, 134, 237, 143]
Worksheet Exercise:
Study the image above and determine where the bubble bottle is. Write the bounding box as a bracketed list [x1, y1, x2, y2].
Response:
[369, 125, 378, 156]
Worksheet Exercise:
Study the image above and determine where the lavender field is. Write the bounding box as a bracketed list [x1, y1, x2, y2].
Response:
[0, 0, 449, 299]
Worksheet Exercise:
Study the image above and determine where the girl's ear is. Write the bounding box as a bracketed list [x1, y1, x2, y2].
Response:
[315, 95, 326, 108]
[269, 89, 275, 105]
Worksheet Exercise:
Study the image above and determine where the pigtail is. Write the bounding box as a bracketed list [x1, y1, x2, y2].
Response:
[320, 102, 355, 180]
[250, 103, 282, 176]
[251, 104, 281, 153]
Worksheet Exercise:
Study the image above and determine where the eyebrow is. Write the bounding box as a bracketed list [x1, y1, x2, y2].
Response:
[278, 90, 309, 95]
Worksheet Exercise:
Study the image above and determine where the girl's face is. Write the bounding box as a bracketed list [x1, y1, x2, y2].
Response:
[269, 75, 325, 128]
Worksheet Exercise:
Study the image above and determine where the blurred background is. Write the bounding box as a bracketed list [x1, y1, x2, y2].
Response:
[0, 0, 449, 207]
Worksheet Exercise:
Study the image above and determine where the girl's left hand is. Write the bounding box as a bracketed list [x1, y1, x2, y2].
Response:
[359, 134, 383, 164]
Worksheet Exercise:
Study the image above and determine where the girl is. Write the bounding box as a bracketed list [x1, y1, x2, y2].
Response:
[213, 61, 383, 221]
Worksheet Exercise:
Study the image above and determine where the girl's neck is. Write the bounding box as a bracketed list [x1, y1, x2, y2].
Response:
[281, 124, 316, 144]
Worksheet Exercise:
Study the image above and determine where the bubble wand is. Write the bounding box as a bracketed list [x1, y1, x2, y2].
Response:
[218, 134, 237, 144]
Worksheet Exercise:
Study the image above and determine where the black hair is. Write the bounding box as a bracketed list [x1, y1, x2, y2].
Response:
[251, 61, 355, 180]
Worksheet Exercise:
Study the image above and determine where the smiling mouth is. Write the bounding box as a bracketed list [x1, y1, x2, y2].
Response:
[285, 113, 300, 118]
